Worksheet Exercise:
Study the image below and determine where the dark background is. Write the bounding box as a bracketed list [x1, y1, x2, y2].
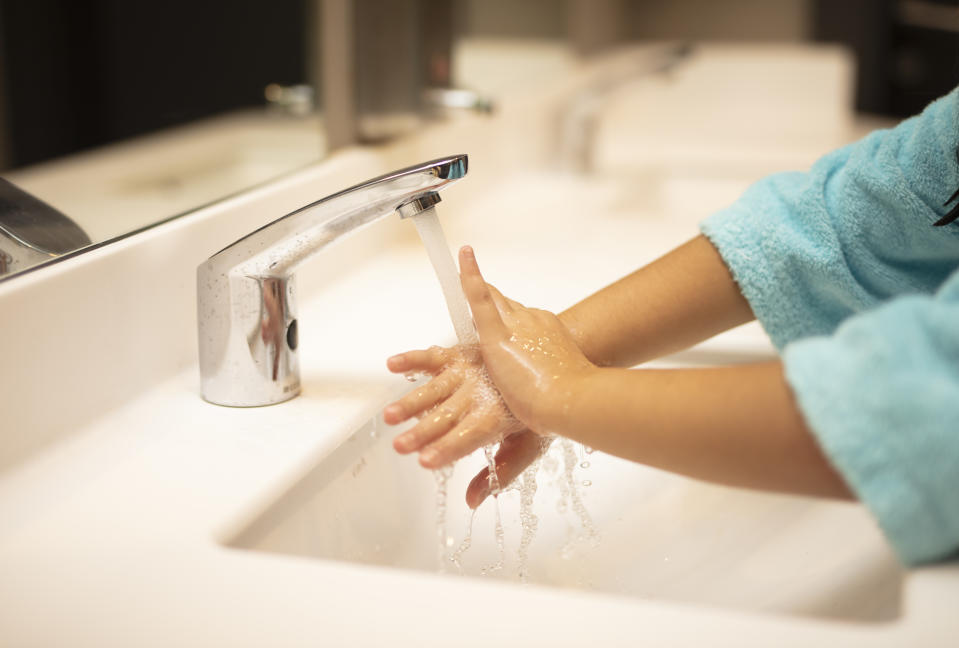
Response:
[812, 0, 959, 117]
[0, 0, 307, 168]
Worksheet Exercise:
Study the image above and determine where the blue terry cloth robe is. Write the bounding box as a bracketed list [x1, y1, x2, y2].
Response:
[700, 86, 959, 565]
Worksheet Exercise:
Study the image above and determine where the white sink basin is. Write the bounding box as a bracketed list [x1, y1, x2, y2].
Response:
[229, 407, 903, 623]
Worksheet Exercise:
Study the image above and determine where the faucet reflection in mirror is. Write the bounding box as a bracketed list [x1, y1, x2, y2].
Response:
[197, 154, 468, 406]
[0, 179, 92, 278]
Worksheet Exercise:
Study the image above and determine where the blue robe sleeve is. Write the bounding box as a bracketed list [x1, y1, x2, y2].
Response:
[784, 271, 959, 565]
[700, 87, 959, 564]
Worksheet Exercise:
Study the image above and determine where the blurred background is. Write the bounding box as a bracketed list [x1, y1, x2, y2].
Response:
[2, 0, 956, 170]
[0, 0, 956, 275]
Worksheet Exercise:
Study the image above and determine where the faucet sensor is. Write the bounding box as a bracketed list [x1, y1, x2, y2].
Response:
[197, 154, 468, 406]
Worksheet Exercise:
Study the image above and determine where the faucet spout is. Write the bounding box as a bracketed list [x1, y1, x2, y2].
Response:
[197, 154, 468, 406]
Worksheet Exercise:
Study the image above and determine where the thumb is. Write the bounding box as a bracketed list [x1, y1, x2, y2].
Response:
[459, 246, 508, 343]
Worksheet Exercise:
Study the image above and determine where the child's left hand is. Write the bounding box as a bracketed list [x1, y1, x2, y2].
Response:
[384, 343, 528, 470]
[385, 343, 551, 508]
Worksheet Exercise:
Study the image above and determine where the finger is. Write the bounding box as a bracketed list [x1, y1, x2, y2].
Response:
[383, 368, 459, 425]
[392, 387, 472, 454]
[459, 246, 509, 343]
[418, 408, 505, 469]
[487, 284, 525, 312]
[466, 430, 550, 509]
[486, 284, 514, 314]
[386, 346, 449, 374]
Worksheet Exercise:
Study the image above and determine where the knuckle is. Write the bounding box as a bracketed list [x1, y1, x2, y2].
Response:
[477, 290, 494, 306]
[428, 348, 446, 366]
[432, 371, 453, 391]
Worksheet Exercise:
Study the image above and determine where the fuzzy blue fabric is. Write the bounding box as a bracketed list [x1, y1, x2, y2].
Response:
[700, 87, 959, 565]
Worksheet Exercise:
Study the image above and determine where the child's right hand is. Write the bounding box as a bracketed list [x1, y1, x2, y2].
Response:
[457, 246, 599, 435]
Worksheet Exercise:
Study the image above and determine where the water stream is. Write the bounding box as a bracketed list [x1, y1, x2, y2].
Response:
[408, 206, 597, 580]
[410, 208, 477, 346]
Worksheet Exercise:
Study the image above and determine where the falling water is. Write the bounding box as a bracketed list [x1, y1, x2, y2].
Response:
[409, 206, 484, 570]
[434, 464, 454, 572]
[407, 206, 598, 579]
[410, 207, 477, 345]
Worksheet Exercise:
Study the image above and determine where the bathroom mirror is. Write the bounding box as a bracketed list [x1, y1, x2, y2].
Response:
[0, 0, 588, 281]
[4, 0, 931, 281]
[0, 1, 324, 280]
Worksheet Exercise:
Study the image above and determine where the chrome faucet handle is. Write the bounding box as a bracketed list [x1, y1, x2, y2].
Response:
[197, 154, 468, 407]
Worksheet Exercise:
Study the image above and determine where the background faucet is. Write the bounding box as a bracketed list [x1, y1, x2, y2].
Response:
[560, 42, 694, 174]
[197, 154, 467, 407]
[315, 0, 492, 150]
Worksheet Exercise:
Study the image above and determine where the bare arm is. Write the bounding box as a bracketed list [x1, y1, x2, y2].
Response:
[458, 246, 852, 503]
[548, 363, 851, 498]
[560, 235, 755, 367]
[385, 237, 839, 508]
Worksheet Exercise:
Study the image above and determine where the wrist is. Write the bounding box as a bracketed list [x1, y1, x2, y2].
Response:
[559, 308, 611, 369]
[558, 309, 586, 349]
[533, 364, 603, 437]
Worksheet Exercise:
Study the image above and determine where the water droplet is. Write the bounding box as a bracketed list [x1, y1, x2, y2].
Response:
[580, 461, 590, 469]
[404, 371, 419, 383]
[582, 479, 592, 487]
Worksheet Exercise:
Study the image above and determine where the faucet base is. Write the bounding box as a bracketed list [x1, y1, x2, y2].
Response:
[198, 272, 301, 407]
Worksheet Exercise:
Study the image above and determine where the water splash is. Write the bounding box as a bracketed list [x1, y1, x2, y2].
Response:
[406, 207, 601, 581]
[434, 465, 454, 571]
[559, 438, 600, 555]
[483, 444, 502, 497]
[480, 497, 506, 575]
[450, 508, 477, 573]
[516, 458, 542, 583]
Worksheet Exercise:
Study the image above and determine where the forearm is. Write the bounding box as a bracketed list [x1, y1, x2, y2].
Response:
[549, 361, 853, 499]
[559, 235, 755, 367]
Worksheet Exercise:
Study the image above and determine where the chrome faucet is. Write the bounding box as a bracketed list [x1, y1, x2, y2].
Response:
[197, 154, 468, 407]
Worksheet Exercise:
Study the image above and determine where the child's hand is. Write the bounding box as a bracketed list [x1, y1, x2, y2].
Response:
[465, 429, 551, 508]
[384, 245, 597, 508]
[385, 343, 554, 507]
[457, 246, 598, 435]
[384, 344, 527, 470]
